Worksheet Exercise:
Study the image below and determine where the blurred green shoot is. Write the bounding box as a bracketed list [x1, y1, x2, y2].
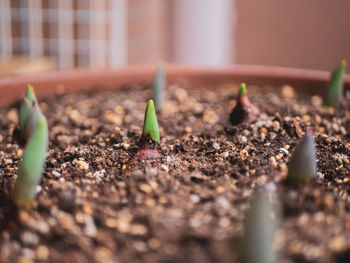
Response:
[12, 86, 48, 208]
[323, 60, 346, 108]
[238, 191, 277, 263]
[153, 60, 166, 110]
[239, 83, 247, 95]
[142, 99, 160, 143]
[287, 134, 316, 182]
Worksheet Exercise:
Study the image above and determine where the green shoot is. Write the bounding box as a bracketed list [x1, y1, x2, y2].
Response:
[153, 60, 166, 110]
[323, 60, 346, 108]
[12, 117, 48, 207]
[19, 84, 44, 141]
[12, 86, 48, 208]
[19, 84, 36, 131]
[142, 99, 160, 143]
[238, 191, 277, 263]
[239, 83, 247, 96]
[287, 134, 316, 182]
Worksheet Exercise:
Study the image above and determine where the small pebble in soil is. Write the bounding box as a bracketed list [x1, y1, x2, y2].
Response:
[190, 194, 200, 203]
[282, 85, 295, 98]
[213, 143, 220, 150]
[52, 170, 61, 177]
[20, 231, 39, 246]
[74, 159, 89, 170]
[185, 126, 192, 133]
[241, 129, 249, 136]
[265, 119, 273, 128]
[240, 149, 249, 160]
[270, 156, 277, 165]
[35, 246, 49, 261]
[255, 120, 263, 128]
[222, 151, 229, 158]
[279, 148, 289, 155]
[272, 120, 280, 132]
[269, 132, 277, 140]
[7, 108, 18, 124]
[239, 136, 247, 144]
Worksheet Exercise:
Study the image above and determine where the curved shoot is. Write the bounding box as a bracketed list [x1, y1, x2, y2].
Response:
[12, 117, 48, 207]
[12, 86, 48, 208]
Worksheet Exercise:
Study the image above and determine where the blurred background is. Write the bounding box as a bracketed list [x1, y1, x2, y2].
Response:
[1, 0, 350, 75]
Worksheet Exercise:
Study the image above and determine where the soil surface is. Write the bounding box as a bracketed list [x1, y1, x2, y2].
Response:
[0, 83, 350, 263]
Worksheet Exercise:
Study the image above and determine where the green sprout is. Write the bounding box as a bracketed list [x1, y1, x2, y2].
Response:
[12, 85, 48, 208]
[125, 99, 161, 170]
[323, 60, 347, 108]
[142, 99, 160, 143]
[287, 134, 316, 182]
[239, 83, 247, 95]
[152, 60, 166, 110]
[238, 191, 277, 263]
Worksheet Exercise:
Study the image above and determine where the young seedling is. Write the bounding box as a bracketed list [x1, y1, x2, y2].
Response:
[230, 83, 266, 125]
[12, 85, 48, 208]
[152, 60, 166, 110]
[287, 134, 316, 182]
[126, 100, 162, 170]
[323, 60, 346, 108]
[142, 99, 160, 143]
[13, 85, 40, 145]
[238, 191, 278, 263]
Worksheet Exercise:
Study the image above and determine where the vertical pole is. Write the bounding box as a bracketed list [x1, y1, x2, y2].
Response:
[20, 0, 28, 54]
[172, 0, 234, 65]
[0, 0, 13, 58]
[57, 0, 74, 69]
[76, 0, 88, 67]
[28, 0, 43, 59]
[109, 0, 128, 67]
[89, 0, 107, 68]
[89, 0, 95, 68]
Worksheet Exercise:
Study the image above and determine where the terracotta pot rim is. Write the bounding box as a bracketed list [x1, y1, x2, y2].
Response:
[0, 64, 348, 105]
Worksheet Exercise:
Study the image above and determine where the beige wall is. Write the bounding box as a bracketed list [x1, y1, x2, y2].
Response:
[236, 0, 350, 70]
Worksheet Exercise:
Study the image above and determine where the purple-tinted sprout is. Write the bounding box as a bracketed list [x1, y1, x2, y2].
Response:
[126, 100, 161, 171]
[230, 83, 266, 125]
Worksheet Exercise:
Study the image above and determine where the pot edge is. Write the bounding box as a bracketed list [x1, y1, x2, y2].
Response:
[0, 64, 349, 105]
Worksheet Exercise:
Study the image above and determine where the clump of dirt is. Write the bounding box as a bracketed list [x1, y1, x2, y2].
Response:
[0, 83, 349, 263]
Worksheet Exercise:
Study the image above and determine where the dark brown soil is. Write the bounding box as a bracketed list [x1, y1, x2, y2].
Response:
[0, 83, 350, 263]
